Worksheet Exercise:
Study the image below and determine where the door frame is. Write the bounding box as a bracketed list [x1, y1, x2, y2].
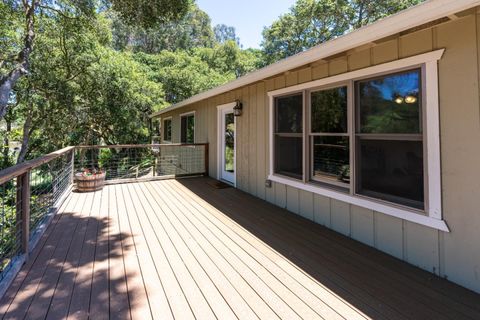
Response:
[217, 102, 237, 186]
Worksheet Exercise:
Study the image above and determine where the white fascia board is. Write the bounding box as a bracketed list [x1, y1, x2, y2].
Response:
[151, 0, 480, 118]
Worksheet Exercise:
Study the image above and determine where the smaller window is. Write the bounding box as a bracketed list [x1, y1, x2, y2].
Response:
[274, 94, 303, 179]
[163, 118, 172, 142]
[310, 86, 350, 186]
[181, 113, 195, 143]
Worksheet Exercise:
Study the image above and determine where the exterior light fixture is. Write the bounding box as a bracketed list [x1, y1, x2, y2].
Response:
[404, 95, 417, 104]
[233, 100, 243, 116]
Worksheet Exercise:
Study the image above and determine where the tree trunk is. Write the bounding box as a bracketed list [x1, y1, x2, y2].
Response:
[2, 118, 11, 169]
[16, 111, 33, 164]
[0, 0, 39, 121]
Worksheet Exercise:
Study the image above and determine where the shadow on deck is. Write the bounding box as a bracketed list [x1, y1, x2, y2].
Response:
[0, 177, 478, 319]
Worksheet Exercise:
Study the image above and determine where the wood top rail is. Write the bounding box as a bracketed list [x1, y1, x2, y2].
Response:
[0, 144, 209, 185]
[0, 146, 75, 185]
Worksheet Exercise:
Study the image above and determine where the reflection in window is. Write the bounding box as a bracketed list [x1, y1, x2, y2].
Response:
[357, 70, 421, 134]
[276, 94, 303, 133]
[181, 114, 195, 143]
[163, 119, 172, 141]
[313, 136, 350, 184]
[311, 87, 348, 133]
[224, 113, 235, 172]
[356, 69, 424, 208]
[310, 87, 349, 185]
[274, 94, 303, 179]
[359, 139, 424, 209]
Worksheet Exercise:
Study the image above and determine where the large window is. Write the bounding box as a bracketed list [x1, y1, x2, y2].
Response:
[356, 70, 424, 209]
[272, 69, 426, 211]
[269, 51, 445, 229]
[181, 113, 195, 143]
[274, 93, 303, 179]
[163, 118, 172, 142]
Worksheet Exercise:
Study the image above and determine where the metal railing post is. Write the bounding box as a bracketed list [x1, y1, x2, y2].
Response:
[70, 149, 75, 185]
[204, 144, 209, 177]
[17, 171, 30, 258]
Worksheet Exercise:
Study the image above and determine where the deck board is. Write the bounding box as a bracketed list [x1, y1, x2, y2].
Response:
[1, 177, 480, 320]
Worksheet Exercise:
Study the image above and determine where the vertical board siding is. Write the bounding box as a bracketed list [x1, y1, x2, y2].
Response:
[286, 186, 300, 214]
[436, 14, 480, 292]
[372, 39, 399, 65]
[374, 213, 404, 260]
[248, 84, 258, 196]
[156, 12, 480, 293]
[313, 195, 331, 227]
[330, 200, 351, 237]
[350, 206, 375, 247]
[256, 82, 267, 200]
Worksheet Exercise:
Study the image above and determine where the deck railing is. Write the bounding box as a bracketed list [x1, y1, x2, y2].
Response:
[0, 143, 208, 295]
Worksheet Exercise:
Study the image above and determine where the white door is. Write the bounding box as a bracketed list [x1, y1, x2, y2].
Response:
[218, 104, 236, 185]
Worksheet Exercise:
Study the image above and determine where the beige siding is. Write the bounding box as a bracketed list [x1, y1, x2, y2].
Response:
[157, 12, 480, 293]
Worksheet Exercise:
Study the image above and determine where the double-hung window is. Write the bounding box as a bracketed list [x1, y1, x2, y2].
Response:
[163, 118, 172, 142]
[274, 93, 303, 179]
[181, 113, 195, 144]
[269, 50, 445, 230]
[310, 86, 350, 188]
[356, 69, 424, 209]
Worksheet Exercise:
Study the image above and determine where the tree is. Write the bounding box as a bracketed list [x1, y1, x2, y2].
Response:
[108, 0, 191, 29]
[0, 0, 190, 123]
[261, 0, 424, 64]
[213, 24, 240, 46]
[110, 4, 215, 53]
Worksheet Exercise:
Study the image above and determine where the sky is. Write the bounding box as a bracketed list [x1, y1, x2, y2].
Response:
[196, 0, 296, 49]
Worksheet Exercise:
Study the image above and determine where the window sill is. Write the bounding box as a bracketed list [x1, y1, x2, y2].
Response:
[268, 174, 450, 232]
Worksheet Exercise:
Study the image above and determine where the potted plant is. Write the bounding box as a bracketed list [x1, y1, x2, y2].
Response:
[75, 168, 106, 192]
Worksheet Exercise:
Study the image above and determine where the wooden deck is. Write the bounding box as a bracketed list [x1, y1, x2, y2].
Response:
[0, 177, 479, 320]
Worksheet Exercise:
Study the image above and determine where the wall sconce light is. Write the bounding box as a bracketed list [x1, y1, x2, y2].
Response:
[233, 99, 243, 116]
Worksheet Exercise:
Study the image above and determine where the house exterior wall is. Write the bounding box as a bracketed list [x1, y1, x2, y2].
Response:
[159, 11, 480, 293]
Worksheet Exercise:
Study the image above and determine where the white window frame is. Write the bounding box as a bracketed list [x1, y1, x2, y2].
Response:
[217, 102, 237, 186]
[180, 111, 196, 144]
[268, 49, 448, 232]
[162, 116, 172, 143]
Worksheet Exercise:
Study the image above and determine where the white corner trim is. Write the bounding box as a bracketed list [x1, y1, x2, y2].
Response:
[268, 49, 445, 97]
[268, 174, 449, 232]
[216, 102, 237, 186]
[268, 49, 447, 231]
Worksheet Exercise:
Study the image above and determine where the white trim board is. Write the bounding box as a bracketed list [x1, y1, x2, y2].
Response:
[268, 174, 449, 232]
[267, 49, 448, 232]
[217, 102, 237, 186]
[151, 0, 480, 118]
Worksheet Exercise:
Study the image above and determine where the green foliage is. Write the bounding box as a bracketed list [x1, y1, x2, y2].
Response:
[108, 0, 191, 29]
[110, 4, 215, 53]
[214, 24, 240, 45]
[261, 0, 424, 64]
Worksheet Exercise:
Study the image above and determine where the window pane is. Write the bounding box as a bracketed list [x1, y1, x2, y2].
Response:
[311, 87, 348, 133]
[181, 115, 194, 143]
[357, 70, 421, 134]
[313, 136, 349, 184]
[275, 136, 302, 178]
[358, 139, 424, 209]
[275, 94, 303, 133]
[164, 120, 172, 141]
[225, 113, 235, 172]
